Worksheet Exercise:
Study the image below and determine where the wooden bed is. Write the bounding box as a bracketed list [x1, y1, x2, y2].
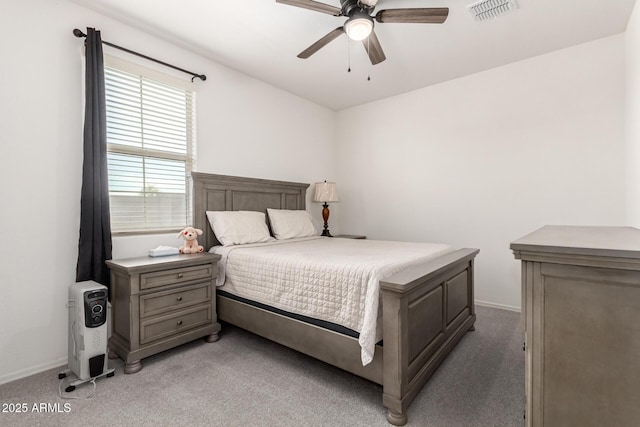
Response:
[192, 172, 479, 425]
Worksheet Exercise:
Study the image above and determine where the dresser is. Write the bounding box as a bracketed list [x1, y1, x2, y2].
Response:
[106, 253, 221, 374]
[511, 226, 640, 426]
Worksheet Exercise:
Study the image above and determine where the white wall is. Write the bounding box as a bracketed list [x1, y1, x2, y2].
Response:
[627, 1, 640, 227]
[335, 35, 627, 310]
[0, 0, 335, 384]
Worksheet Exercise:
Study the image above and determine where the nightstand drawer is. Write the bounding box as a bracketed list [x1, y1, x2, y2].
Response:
[140, 304, 212, 345]
[139, 283, 211, 318]
[140, 264, 215, 290]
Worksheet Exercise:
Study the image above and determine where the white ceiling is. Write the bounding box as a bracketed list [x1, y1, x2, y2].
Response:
[73, 0, 636, 111]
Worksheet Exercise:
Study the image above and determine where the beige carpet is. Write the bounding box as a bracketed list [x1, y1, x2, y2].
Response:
[0, 306, 524, 427]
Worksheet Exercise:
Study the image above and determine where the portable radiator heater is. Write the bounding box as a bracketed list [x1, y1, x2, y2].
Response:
[59, 281, 114, 391]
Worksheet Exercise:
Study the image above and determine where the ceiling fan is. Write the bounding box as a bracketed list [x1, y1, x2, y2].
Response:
[276, 0, 449, 65]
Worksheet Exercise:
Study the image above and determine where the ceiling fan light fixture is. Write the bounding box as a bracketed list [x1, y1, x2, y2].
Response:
[345, 12, 373, 41]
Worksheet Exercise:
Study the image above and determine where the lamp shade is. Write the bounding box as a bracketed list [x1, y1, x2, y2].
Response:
[313, 181, 340, 203]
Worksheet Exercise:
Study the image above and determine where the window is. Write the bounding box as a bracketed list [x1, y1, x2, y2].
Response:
[104, 56, 195, 233]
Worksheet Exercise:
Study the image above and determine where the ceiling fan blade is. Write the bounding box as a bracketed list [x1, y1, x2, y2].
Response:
[276, 0, 342, 16]
[362, 30, 386, 65]
[298, 27, 345, 59]
[375, 7, 449, 24]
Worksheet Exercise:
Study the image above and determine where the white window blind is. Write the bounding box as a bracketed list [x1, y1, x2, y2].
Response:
[104, 57, 195, 233]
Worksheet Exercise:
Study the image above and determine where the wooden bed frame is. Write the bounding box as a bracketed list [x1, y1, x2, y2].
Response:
[192, 172, 479, 425]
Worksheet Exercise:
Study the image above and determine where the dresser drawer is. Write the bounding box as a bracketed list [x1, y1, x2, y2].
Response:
[140, 304, 212, 345]
[140, 263, 215, 290]
[140, 283, 211, 318]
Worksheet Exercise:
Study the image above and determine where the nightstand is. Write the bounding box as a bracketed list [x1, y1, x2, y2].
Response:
[334, 234, 366, 239]
[106, 253, 221, 374]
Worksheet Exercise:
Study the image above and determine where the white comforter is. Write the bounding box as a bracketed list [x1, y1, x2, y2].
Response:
[211, 237, 451, 366]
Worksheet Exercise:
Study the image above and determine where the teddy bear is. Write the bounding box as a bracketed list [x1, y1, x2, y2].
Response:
[178, 227, 204, 254]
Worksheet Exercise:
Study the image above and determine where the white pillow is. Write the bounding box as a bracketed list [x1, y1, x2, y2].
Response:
[267, 209, 318, 240]
[206, 211, 274, 246]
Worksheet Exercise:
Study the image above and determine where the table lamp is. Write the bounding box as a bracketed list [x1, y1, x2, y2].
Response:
[312, 181, 339, 237]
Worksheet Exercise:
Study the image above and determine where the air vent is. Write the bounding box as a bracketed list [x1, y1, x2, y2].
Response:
[467, 0, 518, 22]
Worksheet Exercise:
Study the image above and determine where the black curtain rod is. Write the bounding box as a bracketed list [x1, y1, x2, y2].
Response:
[73, 29, 206, 82]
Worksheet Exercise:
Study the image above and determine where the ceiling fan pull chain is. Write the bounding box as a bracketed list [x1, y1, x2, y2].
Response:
[347, 38, 351, 72]
[367, 36, 371, 81]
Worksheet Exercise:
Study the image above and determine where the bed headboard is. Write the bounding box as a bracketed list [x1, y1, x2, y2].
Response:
[192, 172, 309, 250]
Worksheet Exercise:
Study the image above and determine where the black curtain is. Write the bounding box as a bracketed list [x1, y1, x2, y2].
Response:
[76, 27, 112, 287]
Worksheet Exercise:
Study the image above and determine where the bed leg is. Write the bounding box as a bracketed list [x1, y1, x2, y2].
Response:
[386, 410, 407, 426]
[468, 324, 476, 332]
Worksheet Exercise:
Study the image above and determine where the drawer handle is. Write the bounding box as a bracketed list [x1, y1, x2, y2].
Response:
[177, 320, 183, 326]
[177, 296, 183, 302]
[177, 273, 184, 279]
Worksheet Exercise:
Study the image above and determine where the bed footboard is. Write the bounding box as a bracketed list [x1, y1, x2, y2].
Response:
[380, 248, 479, 425]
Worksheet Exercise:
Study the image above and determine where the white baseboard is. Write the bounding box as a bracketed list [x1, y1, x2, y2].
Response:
[0, 357, 67, 386]
[475, 299, 521, 313]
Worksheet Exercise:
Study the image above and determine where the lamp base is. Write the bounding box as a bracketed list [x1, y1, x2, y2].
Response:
[321, 202, 334, 237]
